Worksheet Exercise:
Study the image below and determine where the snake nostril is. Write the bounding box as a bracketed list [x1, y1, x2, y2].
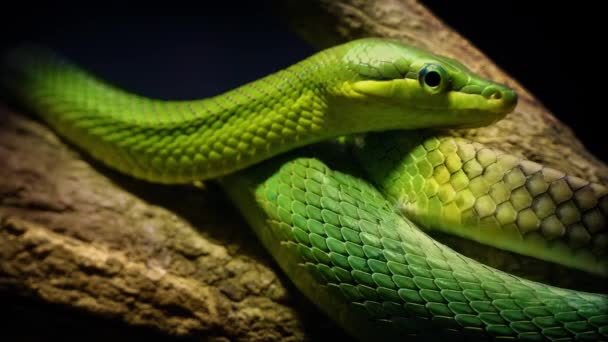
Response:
[482, 86, 504, 100]
[490, 91, 502, 100]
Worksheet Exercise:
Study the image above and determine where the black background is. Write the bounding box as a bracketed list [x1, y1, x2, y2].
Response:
[425, 1, 606, 161]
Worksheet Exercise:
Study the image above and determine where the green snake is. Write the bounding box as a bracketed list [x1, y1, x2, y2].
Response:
[1, 38, 607, 341]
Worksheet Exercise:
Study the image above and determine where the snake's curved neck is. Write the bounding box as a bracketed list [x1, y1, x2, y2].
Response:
[3, 47, 351, 183]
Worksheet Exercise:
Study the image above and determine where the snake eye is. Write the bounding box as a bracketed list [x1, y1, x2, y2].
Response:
[419, 64, 449, 94]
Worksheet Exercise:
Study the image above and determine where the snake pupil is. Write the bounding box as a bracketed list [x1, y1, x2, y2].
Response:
[424, 71, 441, 87]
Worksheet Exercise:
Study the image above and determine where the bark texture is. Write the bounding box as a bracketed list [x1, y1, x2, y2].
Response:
[1, 0, 606, 340]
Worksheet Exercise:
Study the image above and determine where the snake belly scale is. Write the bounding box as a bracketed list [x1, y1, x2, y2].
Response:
[1, 38, 606, 341]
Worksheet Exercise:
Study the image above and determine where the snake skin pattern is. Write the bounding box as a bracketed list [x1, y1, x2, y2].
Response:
[224, 155, 608, 341]
[355, 132, 608, 277]
[1, 39, 605, 340]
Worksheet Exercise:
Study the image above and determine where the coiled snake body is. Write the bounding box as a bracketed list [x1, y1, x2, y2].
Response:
[2, 38, 606, 340]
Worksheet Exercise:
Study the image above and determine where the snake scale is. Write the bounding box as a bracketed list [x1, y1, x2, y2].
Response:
[1, 38, 606, 341]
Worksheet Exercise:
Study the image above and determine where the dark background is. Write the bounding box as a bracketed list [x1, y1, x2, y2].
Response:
[0, 1, 605, 340]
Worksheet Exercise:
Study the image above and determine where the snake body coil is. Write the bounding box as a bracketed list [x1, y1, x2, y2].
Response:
[1, 39, 606, 341]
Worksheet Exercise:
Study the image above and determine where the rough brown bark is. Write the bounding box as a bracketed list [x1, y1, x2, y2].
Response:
[1, 1, 606, 341]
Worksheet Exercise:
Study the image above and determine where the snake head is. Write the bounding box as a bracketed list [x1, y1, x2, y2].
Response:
[329, 38, 517, 131]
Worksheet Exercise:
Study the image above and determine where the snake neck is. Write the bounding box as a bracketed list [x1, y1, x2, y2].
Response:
[1, 46, 361, 183]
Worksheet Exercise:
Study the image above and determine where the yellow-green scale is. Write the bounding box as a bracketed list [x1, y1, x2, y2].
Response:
[355, 131, 608, 276]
